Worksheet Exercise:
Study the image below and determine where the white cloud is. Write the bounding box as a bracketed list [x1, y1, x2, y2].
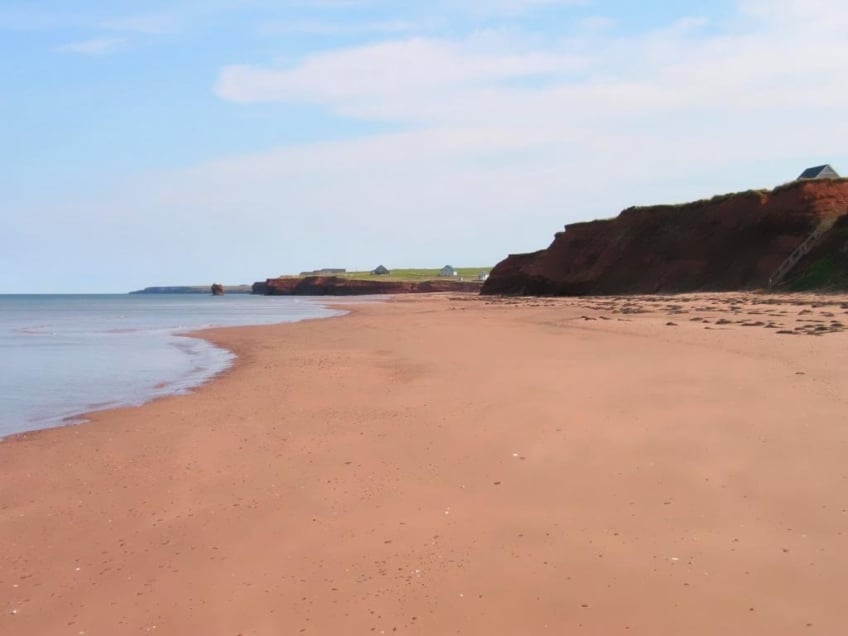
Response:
[214, 0, 848, 126]
[216, 36, 586, 119]
[56, 36, 124, 55]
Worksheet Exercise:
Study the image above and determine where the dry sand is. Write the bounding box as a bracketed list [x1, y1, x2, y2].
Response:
[2, 292, 848, 635]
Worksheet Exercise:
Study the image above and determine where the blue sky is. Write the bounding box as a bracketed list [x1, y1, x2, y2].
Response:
[2, 0, 847, 292]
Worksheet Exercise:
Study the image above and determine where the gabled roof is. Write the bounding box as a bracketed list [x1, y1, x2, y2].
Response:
[798, 164, 840, 179]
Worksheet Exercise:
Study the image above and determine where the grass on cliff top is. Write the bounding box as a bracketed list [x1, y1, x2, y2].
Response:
[344, 267, 489, 281]
[277, 267, 491, 282]
[625, 188, 770, 213]
[626, 177, 848, 213]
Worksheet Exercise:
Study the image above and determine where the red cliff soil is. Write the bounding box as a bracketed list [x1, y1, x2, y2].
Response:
[483, 179, 848, 295]
[263, 275, 481, 295]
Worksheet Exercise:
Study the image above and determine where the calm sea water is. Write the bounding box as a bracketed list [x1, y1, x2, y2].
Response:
[0, 294, 341, 437]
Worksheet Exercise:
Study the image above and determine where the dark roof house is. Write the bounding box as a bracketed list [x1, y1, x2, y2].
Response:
[439, 265, 457, 277]
[371, 265, 390, 275]
[797, 164, 840, 180]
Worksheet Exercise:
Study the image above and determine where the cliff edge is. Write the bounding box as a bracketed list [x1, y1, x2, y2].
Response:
[483, 179, 848, 295]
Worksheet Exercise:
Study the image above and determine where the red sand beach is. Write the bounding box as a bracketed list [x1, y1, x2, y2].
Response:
[2, 293, 848, 635]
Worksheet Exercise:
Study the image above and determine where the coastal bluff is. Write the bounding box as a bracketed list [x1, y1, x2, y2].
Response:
[483, 179, 848, 295]
[257, 276, 480, 295]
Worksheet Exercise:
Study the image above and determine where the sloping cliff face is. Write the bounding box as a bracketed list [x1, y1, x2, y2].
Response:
[263, 276, 481, 295]
[483, 179, 848, 295]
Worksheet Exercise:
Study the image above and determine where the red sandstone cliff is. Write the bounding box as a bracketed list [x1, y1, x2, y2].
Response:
[263, 276, 481, 295]
[483, 179, 848, 295]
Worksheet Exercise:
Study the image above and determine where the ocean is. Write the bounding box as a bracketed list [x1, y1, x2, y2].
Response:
[0, 294, 341, 438]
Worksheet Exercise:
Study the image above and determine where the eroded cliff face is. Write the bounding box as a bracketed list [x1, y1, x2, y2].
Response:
[786, 214, 848, 290]
[263, 276, 481, 295]
[483, 179, 848, 295]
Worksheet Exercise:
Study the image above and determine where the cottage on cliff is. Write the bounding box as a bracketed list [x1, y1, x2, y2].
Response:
[371, 265, 390, 275]
[440, 265, 457, 277]
[797, 164, 840, 180]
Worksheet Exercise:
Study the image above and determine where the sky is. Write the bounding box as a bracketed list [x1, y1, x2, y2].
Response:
[2, 0, 848, 292]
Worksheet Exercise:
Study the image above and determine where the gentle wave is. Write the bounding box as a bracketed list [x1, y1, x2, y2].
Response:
[0, 294, 342, 437]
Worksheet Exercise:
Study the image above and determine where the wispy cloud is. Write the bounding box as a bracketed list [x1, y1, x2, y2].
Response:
[440, 0, 589, 17]
[214, 0, 848, 127]
[99, 13, 180, 35]
[256, 18, 425, 36]
[0, 7, 79, 31]
[56, 36, 124, 55]
[44, 11, 180, 57]
[216, 36, 586, 117]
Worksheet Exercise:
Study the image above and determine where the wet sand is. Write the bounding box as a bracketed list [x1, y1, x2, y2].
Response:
[2, 292, 848, 635]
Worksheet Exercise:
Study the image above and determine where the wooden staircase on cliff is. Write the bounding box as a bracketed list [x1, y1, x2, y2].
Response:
[768, 215, 840, 289]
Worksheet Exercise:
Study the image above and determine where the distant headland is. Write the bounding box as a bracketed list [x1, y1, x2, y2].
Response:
[129, 268, 491, 296]
[129, 285, 253, 295]
[254, 267, 490, 295]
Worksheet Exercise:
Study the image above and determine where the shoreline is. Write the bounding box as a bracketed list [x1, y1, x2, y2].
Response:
[0, 331, 236, 443]
[0, 296, 375, 446]
[0, 295, 350, 440]
[2, 292, 848, 634]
